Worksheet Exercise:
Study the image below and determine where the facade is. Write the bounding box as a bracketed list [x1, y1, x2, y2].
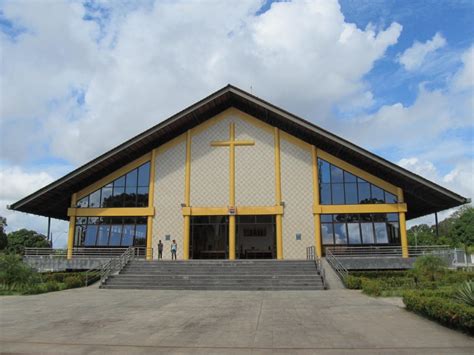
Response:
[10, 86, 468, 260]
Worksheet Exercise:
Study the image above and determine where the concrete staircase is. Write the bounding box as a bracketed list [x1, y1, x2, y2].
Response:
[101, 260, 325, 290]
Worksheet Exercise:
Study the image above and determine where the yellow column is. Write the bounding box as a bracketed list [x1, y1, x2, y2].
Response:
[67, 193, 77, 260]
[311, 146, 322, 258]
[183, 130, 192, 260]
[274, 127, 283, 260]
[229, 123, 236, 260]
[146, 149, 157, 260]
[229, 215, 236, 259]
[397, 187, 409, 258]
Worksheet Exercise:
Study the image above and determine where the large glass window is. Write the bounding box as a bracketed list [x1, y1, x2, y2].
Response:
[321, 213, 400, 245]
[74, 216, 147, 247]
[76, 162, 151, 208]
[318, 159, 398, 205]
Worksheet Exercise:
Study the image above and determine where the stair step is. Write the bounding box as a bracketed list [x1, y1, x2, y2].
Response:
[102, 260, 325, 291]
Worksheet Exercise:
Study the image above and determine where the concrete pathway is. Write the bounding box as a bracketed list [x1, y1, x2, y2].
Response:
[0, 287, 472, 354]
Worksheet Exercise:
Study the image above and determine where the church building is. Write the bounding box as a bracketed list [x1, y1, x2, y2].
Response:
[10, 85, 468, 261]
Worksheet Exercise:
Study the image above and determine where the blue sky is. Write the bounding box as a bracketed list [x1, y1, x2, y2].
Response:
[0, 0, 472, 246]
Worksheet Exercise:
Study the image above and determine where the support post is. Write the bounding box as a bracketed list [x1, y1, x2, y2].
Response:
[311, 146, 322, 258]
[47, 217, 51, 245]
[397, 188, 409, 258]
[183, 130, 192, 260]
[274, 127, 283, 260]
[435, 212, 439, 237]
[229, 215, 236, 260]
[67, 193, 77, 260]
[146, 148, 157, 260]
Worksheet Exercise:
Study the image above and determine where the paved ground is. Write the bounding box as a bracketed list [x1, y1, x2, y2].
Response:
[0, 286, 472, 354]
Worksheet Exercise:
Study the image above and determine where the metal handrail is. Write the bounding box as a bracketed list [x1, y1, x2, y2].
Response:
[306, 246, 327, 289]
[24, 247, 151, 259]
[99, 247, 136, 285]
[325, 245, 451, 257]
[325, 248, 348, 281]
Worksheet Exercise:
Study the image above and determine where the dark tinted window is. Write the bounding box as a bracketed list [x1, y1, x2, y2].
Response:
[76, 162, 150, 208]
[321, 213, 399, 246]
[318, 158, 398, 205]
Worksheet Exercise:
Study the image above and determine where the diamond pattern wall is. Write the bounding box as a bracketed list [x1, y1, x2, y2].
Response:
[235, 116, 275, 206]
[190, 117, 229, 206]
[280, 138, 314, 259]
[152, 140, 186, 260]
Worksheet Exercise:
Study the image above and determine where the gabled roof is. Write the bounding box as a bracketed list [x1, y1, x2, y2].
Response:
[9, 85, 468, 220]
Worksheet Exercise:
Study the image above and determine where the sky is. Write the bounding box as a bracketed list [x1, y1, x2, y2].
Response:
[0, 0, 473, 248]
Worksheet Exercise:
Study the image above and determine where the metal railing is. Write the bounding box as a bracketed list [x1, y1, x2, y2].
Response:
[24, 247, 150, 259]
[306, 246, 327, 289]
[325, 248, 349, 281]
[325, 245, 451, 257]
[97, 246, 137, 285]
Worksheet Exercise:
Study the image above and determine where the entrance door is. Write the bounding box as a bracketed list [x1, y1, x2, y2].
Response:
[190, 216, 228, 259]
[236, 215, 276, 259]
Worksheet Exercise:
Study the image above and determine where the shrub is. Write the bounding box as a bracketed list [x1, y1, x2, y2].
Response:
[0, 254, 40, 287]
[344, 275, 362, 289]
[403, 291, 474, 334]
[413, 255, 447, 282]
[454, 281, 474, 306]
[64, 276, 84, 289]
[361, 278, 382, 296]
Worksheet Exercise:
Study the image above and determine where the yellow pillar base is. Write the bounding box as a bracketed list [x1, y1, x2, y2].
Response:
[229, 215, 236, 260]
[146, 216, 153, 261]
[399, 212, 409, 258]
[183, 216, 190, 260]
[314, 214, 322, 258]
[67, 217, 75, 260]
[276, 214, 283, 260]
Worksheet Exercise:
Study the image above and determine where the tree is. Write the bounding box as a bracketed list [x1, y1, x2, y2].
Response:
[0, 216, 7, 250]
[7, 229, 50, 255]
[448, 206, 474, 254]
[413, 255, 447, 282]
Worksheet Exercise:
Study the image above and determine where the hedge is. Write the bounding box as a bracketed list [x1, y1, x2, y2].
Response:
[403, 291, 474, 334]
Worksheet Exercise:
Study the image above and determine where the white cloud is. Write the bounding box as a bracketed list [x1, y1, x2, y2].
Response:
[453, 45, 474, 91]
[335, 45, 473, 163]
[0, 0, 401, 165]
[0, 166, 69, 247]
[398, 32, 446, 71]
[401, 158, 473, 227]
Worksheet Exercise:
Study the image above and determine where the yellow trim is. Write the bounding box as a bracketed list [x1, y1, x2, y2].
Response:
[397, 188, 409, 258]
[183, 130, 192, 260]
[182, 206, 283, 216]
[314, 203, 407, 214]
[274, 127, 283, 260]
[211, 140, 255, 147]
[146, 148, 157, 260]
[67, 193, 77, 260]
[280, 131, 312, 152]
[68, 207, 155, 217]
[230, 122, 235, 206]
[317, 149, 399, 195]
[229, 215, 236, 260]
[274, 128, 282, 204]
[312, 146, 322, 258]
[76, 153, 152, 200]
